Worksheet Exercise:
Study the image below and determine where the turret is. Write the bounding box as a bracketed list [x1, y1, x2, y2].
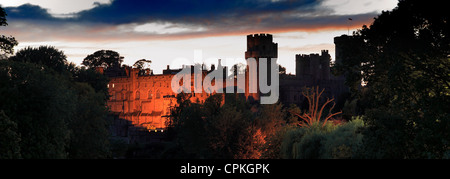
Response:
[244, 33, 278, 102]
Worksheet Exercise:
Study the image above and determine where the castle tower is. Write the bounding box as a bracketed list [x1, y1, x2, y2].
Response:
[333, 35, 348, 66]
[334, 35, 362, 66]
[334, 35, 363, 81]
[295, 50, 331, 81]
[244, 33, 278, 102]
[320, 50, 331, 80]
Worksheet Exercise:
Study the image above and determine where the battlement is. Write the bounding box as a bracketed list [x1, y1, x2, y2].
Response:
[248, 33, 273, 38]
[295, 50, 331, 81]
[246, 33, 278, 59]
[296, 53, 320, 59]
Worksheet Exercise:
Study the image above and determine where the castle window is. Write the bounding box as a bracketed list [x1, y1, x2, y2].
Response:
[112, 92, 116, 100]
[156, 90, 161, 99]
[136, 91, 140, 100]
[148, 90, 153, 99]
[116, 92, 121, 100]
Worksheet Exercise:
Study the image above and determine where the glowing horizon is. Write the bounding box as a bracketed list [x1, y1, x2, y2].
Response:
[0, 0, 398, 74]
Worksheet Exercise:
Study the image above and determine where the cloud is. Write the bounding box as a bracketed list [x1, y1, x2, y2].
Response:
[4, 0, 326, 24]
[71, 0, 322, 25]
[2, 0, 389, 44]
[4, 4, 55, 20]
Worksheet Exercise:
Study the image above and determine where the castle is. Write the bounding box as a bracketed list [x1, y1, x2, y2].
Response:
[105, 33, 349, 133]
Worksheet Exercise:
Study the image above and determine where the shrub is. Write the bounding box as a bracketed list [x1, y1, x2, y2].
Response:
[280, 117, 366, 159]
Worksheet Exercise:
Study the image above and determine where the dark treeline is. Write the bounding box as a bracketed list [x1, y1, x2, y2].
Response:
[0, 48, 111, 159]
[0, 0, 449, 159]
[0, 7, 111, 158]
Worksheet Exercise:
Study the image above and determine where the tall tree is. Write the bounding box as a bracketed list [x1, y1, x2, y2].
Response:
[82, 50, 123, 69]
[0, 61, 73, 159]
[335, 0, 450, 158]
[2, 46, 111, 158]
[0, 110, 21, 159]
[67, 82, 111, 159]
[133, 59, 152, 75]
[9, 46, 68, 73]
[0, 6, 18, 57]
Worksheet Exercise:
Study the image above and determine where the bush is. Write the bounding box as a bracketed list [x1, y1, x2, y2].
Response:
[280, 117, 365, 159]
[321, 117, 365, 159]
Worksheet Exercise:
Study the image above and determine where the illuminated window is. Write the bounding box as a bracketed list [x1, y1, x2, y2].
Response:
[156, 90, 161, 99]
[148, 90, 153, 99]
[136, 91, 140, 100]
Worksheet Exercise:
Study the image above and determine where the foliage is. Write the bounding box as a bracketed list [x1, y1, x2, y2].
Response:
[66, 82, 111, 159]
[280, 117, 365, 159]
[133, 59, 152, 69]
[71, 66, 110, 100]
[334, 0, 450, 158]
[166, 93, 286, 159]
[0, 110, 21, 159]
[321, 117, 365, 159]
[82, 50, 123, 69]
[0, 45, 111, 158]
[0, 60, 73, 158]
[10, 46, 69, 73]
[0, 6, 18, 57]
[261, 125, 294, 159]
[133, 59, 153, 75]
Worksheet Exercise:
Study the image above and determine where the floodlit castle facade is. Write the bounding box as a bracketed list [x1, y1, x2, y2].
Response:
[104, 33, 349, 133]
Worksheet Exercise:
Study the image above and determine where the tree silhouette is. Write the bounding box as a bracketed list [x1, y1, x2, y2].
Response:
[133, 59, 152, 75]
[10, 46, 68, 73]
[0, 6, 18, 57]
[1, 46, 111, 159]
[335, 0, 450, 158]
[0, 110, 21, 159]
[82, 50, 123, 69]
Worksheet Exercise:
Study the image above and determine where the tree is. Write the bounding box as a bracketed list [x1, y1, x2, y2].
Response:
[0, 6, 18, 57]
[166, 93, 272, 159]
[9, 46, 68, 73]
[67, 82, 111, 159]
[2, 46, 111, 158]
[82, 50, 123, 69]
[335, 0, 450, 158]
[71, 66, 110, 100]
[0, 60, 73, 158]
[133, 59, 152, 69]
[0, 110, 21, 159]
[133, 59, 152, 75]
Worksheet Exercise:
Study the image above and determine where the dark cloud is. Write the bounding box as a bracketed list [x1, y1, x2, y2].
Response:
[74, 0, 323, 26]
[5, 0, 322, 24]
[5, 4, 55, 21]
[2, 0, 377, 40]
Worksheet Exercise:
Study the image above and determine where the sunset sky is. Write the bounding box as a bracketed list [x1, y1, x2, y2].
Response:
[0, 0, 398, 74]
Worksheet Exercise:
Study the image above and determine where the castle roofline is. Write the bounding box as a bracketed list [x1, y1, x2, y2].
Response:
[248, 33, 273, 38]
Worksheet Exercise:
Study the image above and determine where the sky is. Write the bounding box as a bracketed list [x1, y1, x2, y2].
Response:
[0, 0, 398, 74]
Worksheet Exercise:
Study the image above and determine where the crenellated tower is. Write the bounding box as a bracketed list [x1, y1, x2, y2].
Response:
[244, 33, 278, 102]
[295, 50, 331, 81]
